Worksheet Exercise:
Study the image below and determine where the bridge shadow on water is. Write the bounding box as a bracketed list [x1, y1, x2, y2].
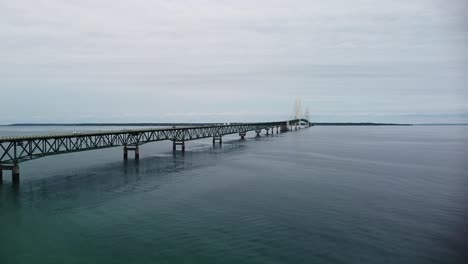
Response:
[0, 135, 275, 212]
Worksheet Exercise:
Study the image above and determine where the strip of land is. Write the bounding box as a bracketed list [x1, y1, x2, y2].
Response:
[311, 123, 411, 126]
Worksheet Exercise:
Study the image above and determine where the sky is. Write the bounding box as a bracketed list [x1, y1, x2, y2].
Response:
[0, 0, 467, 124]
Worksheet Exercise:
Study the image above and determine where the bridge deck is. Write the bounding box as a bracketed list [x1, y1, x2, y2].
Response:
[0, 119, 308, 166]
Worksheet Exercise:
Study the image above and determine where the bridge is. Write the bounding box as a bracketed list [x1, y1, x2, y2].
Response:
[0, 119, 310, 183]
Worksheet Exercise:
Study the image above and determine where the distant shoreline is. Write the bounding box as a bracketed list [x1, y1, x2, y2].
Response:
[312, 123, 412, 126]
[3, 122, 414, 126]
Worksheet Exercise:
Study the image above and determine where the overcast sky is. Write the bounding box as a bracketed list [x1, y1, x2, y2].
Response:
[0, 0, 467, 124]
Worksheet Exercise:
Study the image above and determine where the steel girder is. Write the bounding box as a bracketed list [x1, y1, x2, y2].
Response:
[0, 120, 307, 165]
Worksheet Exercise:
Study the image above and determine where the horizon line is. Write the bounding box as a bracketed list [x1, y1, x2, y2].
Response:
[1, 121, 419, 126]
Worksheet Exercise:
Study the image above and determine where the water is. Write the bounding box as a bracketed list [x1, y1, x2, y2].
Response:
[1, 126, 467, 264]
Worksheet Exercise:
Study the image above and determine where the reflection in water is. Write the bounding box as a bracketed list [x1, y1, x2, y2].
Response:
[3, 141, 247, 212]
[0, 182, 20, 210]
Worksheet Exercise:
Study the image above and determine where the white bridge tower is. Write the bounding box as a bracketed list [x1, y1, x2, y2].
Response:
[293, 98, 311, 127]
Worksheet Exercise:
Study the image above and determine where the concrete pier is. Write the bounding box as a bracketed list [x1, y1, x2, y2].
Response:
[123, 146, 140, 159]
[255, 130, 261, 137]
[123, 146, 128, 160]
[173, 140, 185, 152]
[0, 165, 19, 183]
[239, 132, 246, 139]
[135, 147, 140, 160]
[213, 135, 222, 145]
[12, 165, 19, 183]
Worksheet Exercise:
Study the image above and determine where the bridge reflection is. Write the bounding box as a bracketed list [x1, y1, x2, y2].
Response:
[0, 139, 250, 206]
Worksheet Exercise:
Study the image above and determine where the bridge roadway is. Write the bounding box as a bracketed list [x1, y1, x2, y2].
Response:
[0, 119, 310, 183]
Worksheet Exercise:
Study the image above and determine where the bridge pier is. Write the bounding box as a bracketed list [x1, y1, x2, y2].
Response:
[239, 132, 246, 139]
[123, 146, 140, 160]
[135, 147, 140, 160]
[213, 135, 222, 145]
[173, 140, 185, 152]
[255, 130, 261, 137]
[266, 129, 269, 135]
[0, 165, 20, 183]
[12, 165, 19, 183]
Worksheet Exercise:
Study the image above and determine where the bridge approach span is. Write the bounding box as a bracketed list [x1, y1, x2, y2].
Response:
[0, 119, 310, 182]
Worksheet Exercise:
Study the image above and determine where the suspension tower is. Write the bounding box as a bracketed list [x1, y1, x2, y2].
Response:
[304, 107, 310, 127]
[293, 97, 303, 129]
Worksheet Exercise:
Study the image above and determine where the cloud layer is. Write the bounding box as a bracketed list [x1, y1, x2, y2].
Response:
[1, 0, 467, 123]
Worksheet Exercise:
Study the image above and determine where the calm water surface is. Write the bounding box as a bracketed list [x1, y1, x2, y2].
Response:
[0, 126, 467, 264]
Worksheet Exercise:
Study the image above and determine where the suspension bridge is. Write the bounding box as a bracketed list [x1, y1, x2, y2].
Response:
[0, 119, 311, 183]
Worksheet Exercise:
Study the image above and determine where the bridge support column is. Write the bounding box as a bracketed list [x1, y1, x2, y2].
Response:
[135, 147, 140, 160]
[239, 132, 246, 140]
[266, 129, 269, 135]
[213, 136, 222, 145]
[12, 165, 19, 184]
[173, 140, 185, 152]
[124, 146, 140, 160]
[123, 146, 128, 160]
[255, 130, 261, 137]
[0, 165, 20, 183]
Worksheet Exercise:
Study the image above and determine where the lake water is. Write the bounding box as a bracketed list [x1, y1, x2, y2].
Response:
[0, 126, 467, 264]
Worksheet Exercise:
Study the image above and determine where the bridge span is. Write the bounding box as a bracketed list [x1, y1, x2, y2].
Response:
[0, 119, 310, 183]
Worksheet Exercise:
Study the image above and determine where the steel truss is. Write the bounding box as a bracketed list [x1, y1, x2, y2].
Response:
[0, 120, 306, 165]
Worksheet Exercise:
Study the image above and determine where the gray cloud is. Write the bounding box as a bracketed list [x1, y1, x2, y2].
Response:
[0, 0, 467, 124]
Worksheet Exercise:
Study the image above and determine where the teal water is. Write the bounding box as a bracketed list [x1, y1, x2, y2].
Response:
[0, 126, 467, 263]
